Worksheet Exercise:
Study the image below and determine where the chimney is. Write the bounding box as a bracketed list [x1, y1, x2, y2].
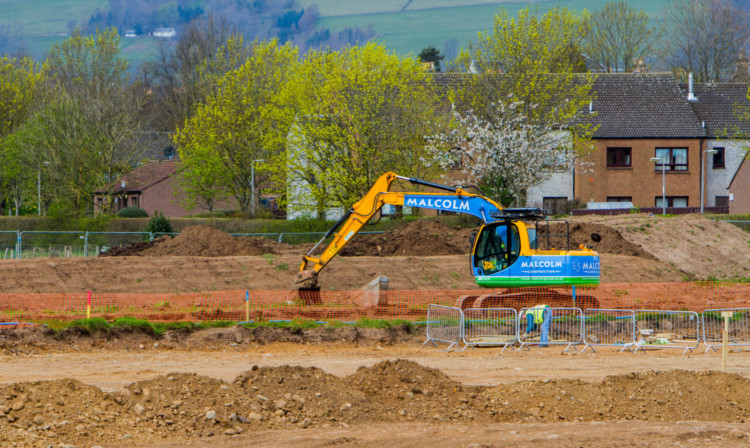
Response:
[687, 73, 697, 101]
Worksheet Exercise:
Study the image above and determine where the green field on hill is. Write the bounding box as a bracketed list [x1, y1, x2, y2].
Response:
[1, 0, 672, 61]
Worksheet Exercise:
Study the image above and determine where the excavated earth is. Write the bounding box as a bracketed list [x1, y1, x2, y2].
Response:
[1, 360, 750, 447]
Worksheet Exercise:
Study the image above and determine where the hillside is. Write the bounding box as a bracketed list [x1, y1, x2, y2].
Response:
[1, 0, 672, 61]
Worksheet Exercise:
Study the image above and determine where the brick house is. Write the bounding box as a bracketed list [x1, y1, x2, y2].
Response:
[681, 82, 750, 213]
[93, 160, 242, 217]
[572, 74, 707, 210]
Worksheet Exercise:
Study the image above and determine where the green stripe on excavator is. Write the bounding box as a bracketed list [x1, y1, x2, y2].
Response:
[475, 277, 600, 288]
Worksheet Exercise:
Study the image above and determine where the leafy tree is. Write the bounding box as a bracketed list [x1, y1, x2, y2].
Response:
[418, 45, 445, 72]
[428, 104, 575, 207]
[278, 42, 446, 218]
[450, 7, 596, 206]
[174, 38, 298, 212]
[0, 56, 45, 215]
[662, 0, 750, 82]
[584, 1, 660, 73]
[454, 7, 595, 128]
[18, 28, 149, 213]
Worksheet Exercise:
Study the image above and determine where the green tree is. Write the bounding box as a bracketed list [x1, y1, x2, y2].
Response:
[584, 1, 660, 73]
[19, 28, 149, 213]
[174, 38, 298, 212]
[455, 7, 595, 128]
[450, 7, 596, 206]
[279, 42, 446, 218]
[0, 56, 45, 215]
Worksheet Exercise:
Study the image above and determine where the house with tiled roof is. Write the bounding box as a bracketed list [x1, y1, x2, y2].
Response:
[681, 82, 750, 213]
[93, 160, 184, 216]
[569, 73, 712, 212]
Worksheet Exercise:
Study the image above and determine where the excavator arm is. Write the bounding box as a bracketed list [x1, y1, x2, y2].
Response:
[296, 172, 503, 286]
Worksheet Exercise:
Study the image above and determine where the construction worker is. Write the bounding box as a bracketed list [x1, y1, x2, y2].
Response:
[520, 304, 551, 347]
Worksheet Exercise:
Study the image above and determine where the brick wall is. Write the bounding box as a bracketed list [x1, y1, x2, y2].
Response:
[575, 138, 703, 208]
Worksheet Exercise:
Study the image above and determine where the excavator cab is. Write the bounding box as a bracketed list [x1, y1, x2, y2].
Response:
[471, 209, 600, 288]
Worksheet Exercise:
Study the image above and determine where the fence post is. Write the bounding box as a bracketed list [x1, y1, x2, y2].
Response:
[83, 231, 89, 258]
[245, 289, 250, 323]
[149, 232, 154, 242]
[278, 233, 284, 243]
[87, 291, 91, 319]
[16, 232, 21, 259]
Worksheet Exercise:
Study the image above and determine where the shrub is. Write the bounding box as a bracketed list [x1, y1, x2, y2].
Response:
[117, 207, 149, 218]
[145, 211, 174, 235]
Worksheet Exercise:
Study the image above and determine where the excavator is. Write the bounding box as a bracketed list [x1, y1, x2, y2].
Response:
[296, 172, 600, 307]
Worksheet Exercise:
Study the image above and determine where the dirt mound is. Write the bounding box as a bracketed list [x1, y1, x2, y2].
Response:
[345, 359, 482, 421]
[234, 365, 378, 425]
[582, 214, 750, 280]
[340, 221, 472, 256]
[101, 225, 281, 257]
[483, 370, 750, 422]
[540, 222, 654, 258]
[0, 378, 125, 446]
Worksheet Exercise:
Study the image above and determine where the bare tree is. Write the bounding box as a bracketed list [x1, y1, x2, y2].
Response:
[662, 0, 750, 82]
[144, 14, 241, 132]
[584, 1, 660, 72]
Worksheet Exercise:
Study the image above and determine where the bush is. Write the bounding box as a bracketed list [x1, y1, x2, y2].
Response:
[145, 211, 174, 235]
[117, 207, 148, 218]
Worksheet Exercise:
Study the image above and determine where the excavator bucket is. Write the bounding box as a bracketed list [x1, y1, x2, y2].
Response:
[295, 269, 322, 304]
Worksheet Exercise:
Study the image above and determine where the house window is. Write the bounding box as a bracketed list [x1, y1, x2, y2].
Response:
[712, 148, 725, 169]
[607, 147, 631, 167]
[655, 196, 688, 208]
[715, 196, 729, 207]
[131, 196, 139, 208]
[655, 148, 688, 171]
[607, 196, 632, 202]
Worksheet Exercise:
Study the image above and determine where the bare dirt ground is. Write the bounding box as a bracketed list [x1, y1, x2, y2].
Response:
[0, 215, 748, 447]
[2, 335, 750, 447]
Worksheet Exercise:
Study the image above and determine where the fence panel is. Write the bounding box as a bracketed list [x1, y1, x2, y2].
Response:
[0, 231, 18, 260]
[85, 232, 152, 257]
[702, 308, 750, 353]
[462, 308, 518, 352]
[18, 231, 85, 259]
[633, 310, 700, 354]
[424, 304, 463, 350]
[582, 309, 636, 353]
[518, 307, 583, 352]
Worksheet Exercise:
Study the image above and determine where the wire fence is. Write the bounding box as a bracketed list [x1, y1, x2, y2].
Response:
[0, 230, 386, 259]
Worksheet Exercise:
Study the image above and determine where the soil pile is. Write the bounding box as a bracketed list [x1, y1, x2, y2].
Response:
[345, 359, 482, 421]
[233, 365, 379, 425]
[102, 225, 281, 257]
[539, 222, 654, 258]
[483, 370, 750, 423]
[340, 220, 473, 256]
[583, 214, 750, 280]
[1, 365, 750, 446]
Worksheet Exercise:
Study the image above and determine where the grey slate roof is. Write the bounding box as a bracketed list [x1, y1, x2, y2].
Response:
[680, 83, 750, 138]
[587, 74, 705, 139]
[431, 72, 707, 139]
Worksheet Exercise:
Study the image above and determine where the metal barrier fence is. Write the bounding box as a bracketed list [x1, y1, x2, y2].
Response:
[702, 308, 750, 353]
[6, 230, 386, 259]
[518, 307, 583, 352]
[462, 308, 517, 352]
[633, 310, 700, 354]
[582, 309, 637, 353]
[424, 304, 464, 350]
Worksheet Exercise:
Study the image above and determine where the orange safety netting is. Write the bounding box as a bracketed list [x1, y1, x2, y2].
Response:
[1, 282, 749, 325]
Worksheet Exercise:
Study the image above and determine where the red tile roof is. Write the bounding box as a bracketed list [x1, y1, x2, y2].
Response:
[109, 160, 178, 193]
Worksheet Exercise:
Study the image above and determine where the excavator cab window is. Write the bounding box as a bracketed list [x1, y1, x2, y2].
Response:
[473, 222, 521, 275]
